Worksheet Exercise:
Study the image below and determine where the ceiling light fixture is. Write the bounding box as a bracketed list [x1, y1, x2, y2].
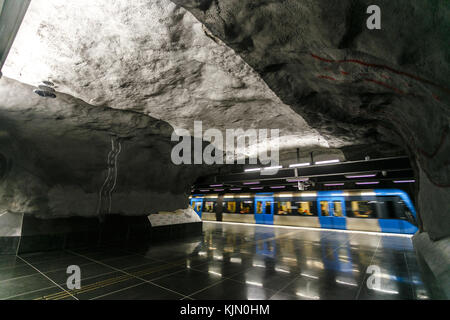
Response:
[289, 162, 310, 168]
[315, 159, 340, 165]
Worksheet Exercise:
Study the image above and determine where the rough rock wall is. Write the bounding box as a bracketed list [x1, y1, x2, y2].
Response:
[3, 0, 339, 156]
[0, 77, 210, 219]
[172, 0, 450, 240]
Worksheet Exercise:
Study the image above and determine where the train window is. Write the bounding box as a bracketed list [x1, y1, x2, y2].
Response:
[333, 201, 343, 217]
[297, 202, 313, 216]
[256, 201, 263, 214]
[225, 201, 237, 213]
[204, 201, 215, 213]
[191, 202, 202, 213]
[240, 201, 253, 214]
[349, 201, 376, 218]
[265, 202, 272, 214]
[320, 201, 330, 216]
[276, 201, 292, 215]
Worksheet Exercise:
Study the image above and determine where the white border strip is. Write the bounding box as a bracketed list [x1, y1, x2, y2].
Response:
[203, 220, 413, 238]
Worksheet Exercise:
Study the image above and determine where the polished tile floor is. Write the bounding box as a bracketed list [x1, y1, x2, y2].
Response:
[0, 222, 435, 300]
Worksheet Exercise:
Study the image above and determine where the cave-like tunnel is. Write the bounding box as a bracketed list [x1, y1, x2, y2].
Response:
[0, 0, 448, 305]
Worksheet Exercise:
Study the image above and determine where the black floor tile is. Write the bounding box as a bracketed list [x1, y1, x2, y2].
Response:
[93, 282, 184, 300]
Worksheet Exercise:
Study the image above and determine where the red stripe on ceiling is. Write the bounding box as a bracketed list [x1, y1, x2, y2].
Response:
[311, 53, 450, 94]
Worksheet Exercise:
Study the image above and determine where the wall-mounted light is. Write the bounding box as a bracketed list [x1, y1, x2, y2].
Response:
[289, 162, 310, 168]
[263, 166, 282, 171]
[315, 159, 340, 165]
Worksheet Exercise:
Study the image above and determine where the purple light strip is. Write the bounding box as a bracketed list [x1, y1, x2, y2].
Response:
[324, 183, 345, 186]
[346, 174, 377, 179]
[229, 188, 242, 191]
[250, 187, 264, 190]
[393, 180, 416, 183]
[356, 181, 380, 185]
[200, 189, 210, 192]
[213, 189, 224, 191]
[243, 182, 260, 185]
[210, 184, 223, 187]
[270, 186, 286, 189]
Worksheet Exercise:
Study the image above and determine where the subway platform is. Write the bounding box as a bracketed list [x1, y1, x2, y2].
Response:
[0, 222, 437, 300]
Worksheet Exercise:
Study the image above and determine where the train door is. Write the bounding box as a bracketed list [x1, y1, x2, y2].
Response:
[331, 197, 346, 229]
[190, 198, 203, 218]
[254, 195, 274, 225]
[318, 196, 346, 230]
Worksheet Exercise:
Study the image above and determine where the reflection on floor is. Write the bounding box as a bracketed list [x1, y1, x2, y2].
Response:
[0, 221, 435, 300]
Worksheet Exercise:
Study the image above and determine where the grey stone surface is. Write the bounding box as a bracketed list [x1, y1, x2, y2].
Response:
[0, 211, 23, 236]
[0, 77, 210, 219]
[413, 232, 450, 298]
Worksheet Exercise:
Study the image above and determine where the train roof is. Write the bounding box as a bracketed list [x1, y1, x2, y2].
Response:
[190, 189, 410, 199]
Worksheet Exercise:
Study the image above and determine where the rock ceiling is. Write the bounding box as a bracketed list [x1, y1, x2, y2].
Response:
[3, 0, 343, 158]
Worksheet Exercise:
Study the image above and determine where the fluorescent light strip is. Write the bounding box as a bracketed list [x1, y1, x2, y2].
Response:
[243, 182, 260, 185]
[315, 159, 340, 165]
[324, 183, 345, 186]
[203, 221, 414, 238]
[263, 166, 282, 170]
[250, 187, 264, 190]
[200, 189, 210, 192]
[356, 181, 380, 185]
[393, 180, 415, 183]
[245, 168, 261, 172]
[346, 174, 377, 179]
[213, 189, 224, 191]
[210, 184, 223, 187]
[270, 186, 286, 189]
[289, 162, 310, 168]
[229, 188, 242, 191]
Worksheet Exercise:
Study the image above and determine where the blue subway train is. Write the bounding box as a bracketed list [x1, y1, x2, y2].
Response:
[190, 189, 418, 234]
